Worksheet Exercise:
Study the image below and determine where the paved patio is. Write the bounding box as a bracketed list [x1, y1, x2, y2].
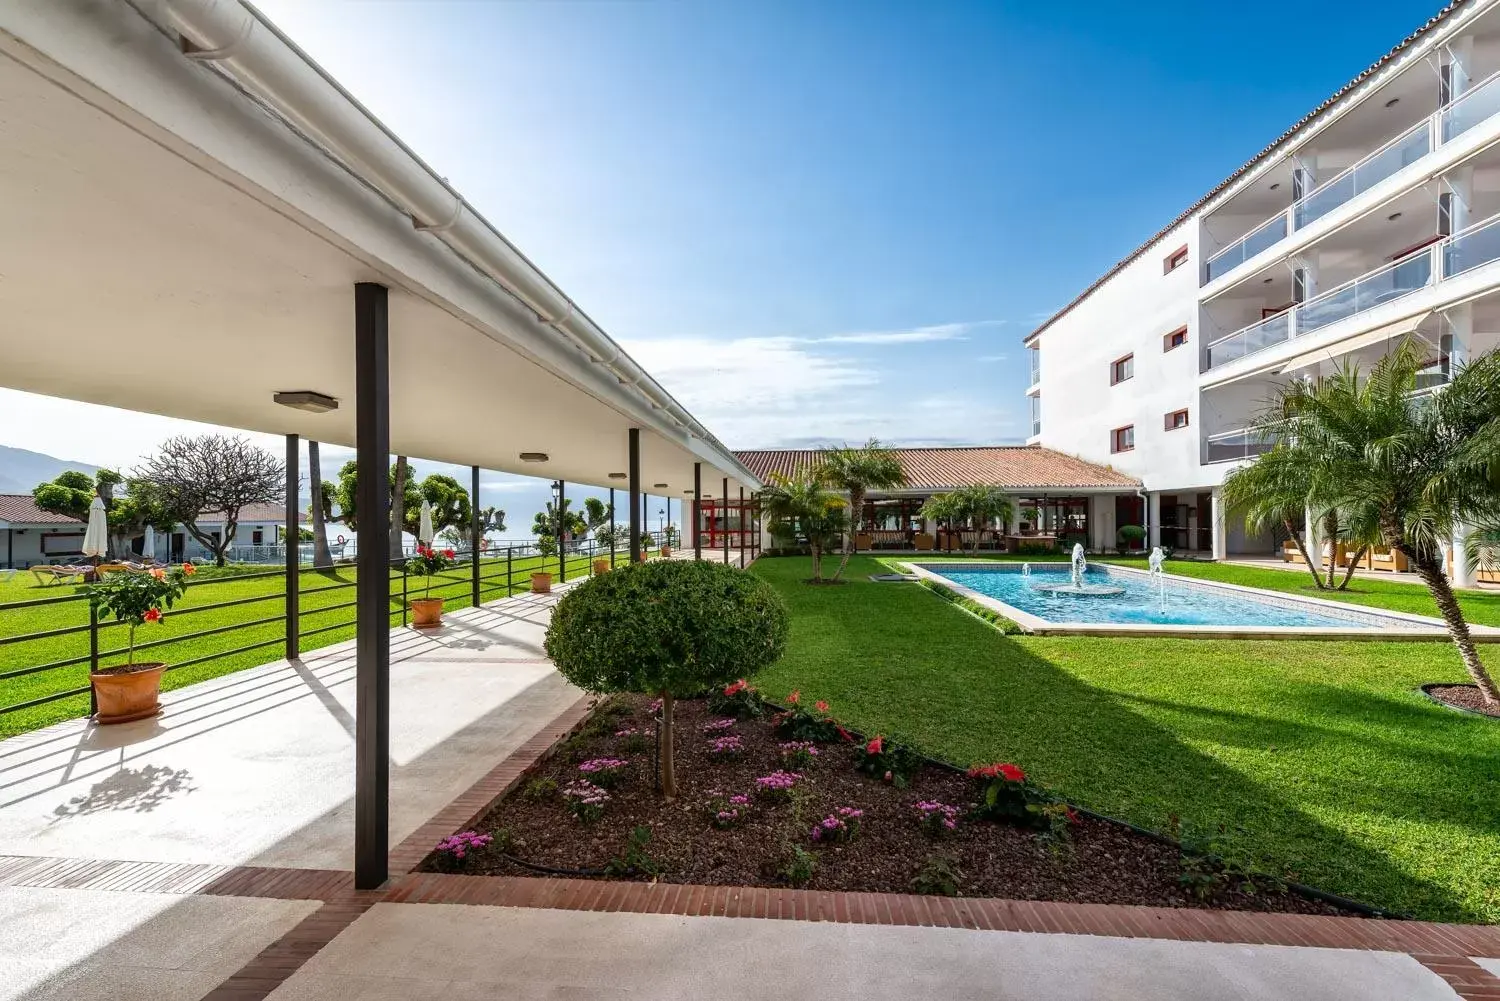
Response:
[1, 585, 1497, 1000]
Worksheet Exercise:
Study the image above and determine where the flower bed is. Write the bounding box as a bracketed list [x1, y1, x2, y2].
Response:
[422, 693, 1361, 914]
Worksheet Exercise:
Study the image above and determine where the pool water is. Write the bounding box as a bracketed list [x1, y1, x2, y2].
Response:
[918, 563, 1403, 629]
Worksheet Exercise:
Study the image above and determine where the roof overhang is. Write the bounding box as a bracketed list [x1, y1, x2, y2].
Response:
[0, 2, 760, 496]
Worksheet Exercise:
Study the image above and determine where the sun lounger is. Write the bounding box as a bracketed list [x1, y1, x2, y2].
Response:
[30, 564, 87, 586]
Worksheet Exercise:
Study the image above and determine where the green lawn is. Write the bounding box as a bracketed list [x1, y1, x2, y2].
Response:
[750, 555, 1500, 924]
[0, 550, 603, 738]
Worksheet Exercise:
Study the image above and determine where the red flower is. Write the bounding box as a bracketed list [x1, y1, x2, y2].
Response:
[866, 736, 883, 755]
[786, 690, 801, 705]
[181, 562, 196, 576]
[815, 700, 829, 714]
[724, 679, 747, 696]
[1066, 807, 1080, 825]
[442, 549, 456, 559]
[143, 608, 161, 623]
[998, 763, 1026, 783]
[836, 726, 853, 743]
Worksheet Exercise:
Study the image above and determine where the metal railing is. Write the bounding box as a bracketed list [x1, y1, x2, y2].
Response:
[1204, 71, 1500, 287]
[0, 538, 635, 721]
[1204, 310, 1293, 370]
[1202, 427, 1277, 464]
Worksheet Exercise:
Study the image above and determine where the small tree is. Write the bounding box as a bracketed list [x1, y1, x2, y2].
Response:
[953, 484, 1014, 554]
[135, 435, 284, 567]
[87, 565, 192, 669]
[819, 439, 906, 581]
[545, 560, 790, 799]
[331, 459, 422, 535]
[759, 471, 846, 582]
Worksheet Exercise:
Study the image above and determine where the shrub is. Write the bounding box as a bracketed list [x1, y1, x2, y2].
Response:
[810, 806, 863, 844]
[705, 791, 751, 829]
[545, 560, 790, 799]
[773, 696, 844, 743]
[577, 758, 629, 787]
[778, 741, 819, 769]
[431, 830, 493, 873]
[709, 678, 767, 719]
[967, 762, 1061, 829]
[561, 779, 610, 823]
[522, 776, 558, 801]
[1116, 524, 1146, 554]
[707, 735, 744, 759]
[921, 580, 1023, 634]
[780, 846, 817, 887]
[604, 826, 663, 877]
[853, 735, 926, 788]
[911, 853, 964, 896]
[86, 565, 190, 667]
[913, 800, 961, 837]
[405, 545, 457, 599]
[614, 727, 650, 754]
[754, 770, 803, 802]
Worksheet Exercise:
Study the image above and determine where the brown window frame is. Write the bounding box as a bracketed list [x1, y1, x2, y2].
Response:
[1164, 245, 1189, 274]
[1164, 409, 1190, 432]
[1110, 425, 1135, 453]
[1109, 353, 1135, 386]
[1163, 326, 1188, 352]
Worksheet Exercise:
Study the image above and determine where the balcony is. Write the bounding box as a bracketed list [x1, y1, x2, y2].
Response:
[1203, 427, 1276, 464]
[1202, 209, 1500, 373]
[1028, 347, 1040, 388]
[1202, 69, 1500, 287]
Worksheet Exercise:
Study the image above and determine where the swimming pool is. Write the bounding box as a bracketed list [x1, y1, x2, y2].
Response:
[904, 561, 1470, 637]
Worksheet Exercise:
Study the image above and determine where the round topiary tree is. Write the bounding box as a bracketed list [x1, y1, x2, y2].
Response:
[544, 559, 790, 799]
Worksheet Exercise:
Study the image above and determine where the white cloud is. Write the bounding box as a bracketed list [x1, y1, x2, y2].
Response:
[812, 321, 1002, 346]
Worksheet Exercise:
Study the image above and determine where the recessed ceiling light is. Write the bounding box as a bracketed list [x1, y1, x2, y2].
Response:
[653, 483, 669, 489]
[608, 472, 627, 479]
[683, 489, 694, 494]
[1385, 97, 1400, 108]
[1269, 182, 1281, 191]
[519, 452, 549, 463]
[1388, 211, 1403, 221]
[273, 390, 338, 413]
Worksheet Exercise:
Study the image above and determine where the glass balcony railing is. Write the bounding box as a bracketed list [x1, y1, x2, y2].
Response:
[1205, 213, 1287, 282]
[1296, 250, 1433, 336]
[1203, 428, 1276, 464]
[1204, 311, 1291, 370]
[1442, 69, 1500, 142]
[1029, 348, 1040, 386]
[1293, 122, 1430, 230]
[1442, 213, 1500, 280]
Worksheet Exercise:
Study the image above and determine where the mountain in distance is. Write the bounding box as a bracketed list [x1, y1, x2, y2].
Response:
[0, 445, 100, 494]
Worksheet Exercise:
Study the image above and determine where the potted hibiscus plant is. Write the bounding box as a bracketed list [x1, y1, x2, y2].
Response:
[86, 563, 193, 724]
[406, 545, 457, 627]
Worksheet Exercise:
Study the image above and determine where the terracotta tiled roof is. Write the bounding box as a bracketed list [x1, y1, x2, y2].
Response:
[198, 503, 303, 524]
[1025, 1, 1471, 345]
[0, 494, 84, 525]
[733, 447, 1140, 491]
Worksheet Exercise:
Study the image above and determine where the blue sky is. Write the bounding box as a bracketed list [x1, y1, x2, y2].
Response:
[0, 0, 1440, 530]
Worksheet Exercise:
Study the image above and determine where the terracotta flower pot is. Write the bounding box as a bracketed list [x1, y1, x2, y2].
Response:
[410, 597, 444, 628]
[90, 663, 165, 725]
[592, 559, 610, 576]
[660, 546, 672, 558]
[531, 571, 553, 594]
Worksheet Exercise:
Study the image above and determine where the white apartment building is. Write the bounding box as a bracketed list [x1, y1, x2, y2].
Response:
[1026, 0, 1500, 578]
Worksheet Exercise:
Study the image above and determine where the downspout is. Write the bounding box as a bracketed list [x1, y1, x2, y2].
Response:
[1136, 487, 1150, 551]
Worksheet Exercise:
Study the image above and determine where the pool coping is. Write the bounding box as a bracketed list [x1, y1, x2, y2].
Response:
[898, 561, 1500, 641]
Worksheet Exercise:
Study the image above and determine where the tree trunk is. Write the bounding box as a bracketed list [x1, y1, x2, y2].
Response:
[1411, 549, 1500, 705]
[309, 440, 332, 568]
[810, 541, 823, 582]
[1322, 511, 1340, 590]
[390, 456, 407, 559]
[1283, 517, 1324, 589]
[831, 487, 863, 582]
[1336, 545, 1367, 591]
[659, 690, 677, 800]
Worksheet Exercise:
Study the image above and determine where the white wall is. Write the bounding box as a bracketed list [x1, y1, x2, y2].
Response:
[1033, 216, 1213, 492]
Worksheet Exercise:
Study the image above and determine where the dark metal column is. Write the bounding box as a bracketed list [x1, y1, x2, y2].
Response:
[285, 434, 300, 660]
[693, 463, 702, 561]
[557, 480, 566, 582]
[722, 477, 730, 564]
[470, 465, 481, 607]
[608, 488, 616, 568]
[628, 430, 641, 563]
[739, 486, 746, 568]
[353, 282, 391, 891]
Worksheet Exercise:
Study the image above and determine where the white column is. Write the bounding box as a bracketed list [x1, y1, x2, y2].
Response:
[1211, 488, 1228, 561]
[1147, 492, 1161, 548]
[1453, 523, 1475, 589]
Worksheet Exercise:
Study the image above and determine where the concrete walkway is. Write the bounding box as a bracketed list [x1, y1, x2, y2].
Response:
[0, 583, 1494, 1000]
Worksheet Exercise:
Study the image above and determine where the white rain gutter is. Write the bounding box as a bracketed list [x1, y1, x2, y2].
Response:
[157, 0, 752, 479]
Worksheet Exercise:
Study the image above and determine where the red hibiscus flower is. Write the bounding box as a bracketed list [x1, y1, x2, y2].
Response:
[143, 608, 161, 623]
[836, 726, 853, 743]
[815, 700, 829, 714]
[724, 679, 747, 696]
[181, 562, 196, 575]
[442, 549, 456, 559]
[786, 690, 801, 705]
[998, 763, 1026, 783]
[866, 736, 883, 755]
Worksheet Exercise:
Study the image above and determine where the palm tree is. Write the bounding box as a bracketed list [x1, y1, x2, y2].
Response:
[1221, 445, 1331, 589]
[390, 455, 408, 558]
[532, 498, 586, 549]
[1249, 339, 1500, 705]
[956, 484, 1015, 554]
[820, 439, 906, 581]
[758, 471, 846, 582]
[307, 440, 332, 567]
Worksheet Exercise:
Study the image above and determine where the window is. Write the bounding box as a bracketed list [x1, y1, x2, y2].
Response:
[1164, 245, 1189, 274]
[1163, 326, 1188, 352]
[1110, 425, 1135, 453]
[1028, 345, 1040, 385]
[1164, 409, 1189, 431]
[1030, 395, 1041, 437]
[1110, 354, 1134, 385]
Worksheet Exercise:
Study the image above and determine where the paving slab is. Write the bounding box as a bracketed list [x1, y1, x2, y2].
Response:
[266, 902, 1458, 1001]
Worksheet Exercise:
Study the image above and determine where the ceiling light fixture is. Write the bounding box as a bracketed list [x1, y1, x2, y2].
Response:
[1388, 211, 1403, 221]
[1262, 277, 1274, 284]
[519, 452, 549, 463]
[273, 390, 338, 414]
[1269, 182, 1281, 191]
[653, 483, 669, 489]
[1385, 97, 1400, 108]
[608, 472, 627, 479]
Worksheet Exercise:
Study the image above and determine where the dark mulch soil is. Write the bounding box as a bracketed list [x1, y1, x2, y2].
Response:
[428, 695, 1359, 915]
[1425, 683, 1500, 720]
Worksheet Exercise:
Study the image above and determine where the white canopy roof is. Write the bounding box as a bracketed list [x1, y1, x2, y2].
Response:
[0, 1, 757, 498]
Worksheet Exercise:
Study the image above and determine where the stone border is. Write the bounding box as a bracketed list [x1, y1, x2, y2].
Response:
[8, 692, 1499, 1000]
[1419, 683, 1500, 723]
